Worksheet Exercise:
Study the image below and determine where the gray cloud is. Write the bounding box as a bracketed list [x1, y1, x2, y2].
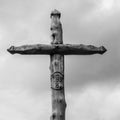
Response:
[63, 1, 120, 90]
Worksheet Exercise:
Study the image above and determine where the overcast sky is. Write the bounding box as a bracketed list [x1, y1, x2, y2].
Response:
[0, 0, 120, 120]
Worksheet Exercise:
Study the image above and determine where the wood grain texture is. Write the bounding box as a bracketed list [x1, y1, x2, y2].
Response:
[7, 9, 107, 120]
[7, 44, 107, 55]
[50, 9, 66, 120]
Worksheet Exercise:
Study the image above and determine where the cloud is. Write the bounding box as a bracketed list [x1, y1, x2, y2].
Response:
[67, 85, 120, 120]
[0, 89, 51, 120]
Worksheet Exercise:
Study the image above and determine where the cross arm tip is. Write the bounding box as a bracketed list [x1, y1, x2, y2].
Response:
[99, 46, 107, 54]
[7, 46, 15, 54]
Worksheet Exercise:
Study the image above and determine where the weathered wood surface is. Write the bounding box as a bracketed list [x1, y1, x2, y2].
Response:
[7, 44, 106, 55]
[50, 9, 66, 120]
[7, 9, 107, 120]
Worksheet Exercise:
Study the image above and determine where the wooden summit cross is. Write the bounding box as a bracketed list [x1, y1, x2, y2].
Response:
[7, 9, 107, 120]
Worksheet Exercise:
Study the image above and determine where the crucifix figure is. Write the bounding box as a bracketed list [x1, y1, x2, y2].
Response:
[7, 9, 107, 120]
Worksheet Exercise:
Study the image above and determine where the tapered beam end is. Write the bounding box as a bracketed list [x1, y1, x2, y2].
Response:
[7, 46, 15, 54]
[99, 46, 107, 54]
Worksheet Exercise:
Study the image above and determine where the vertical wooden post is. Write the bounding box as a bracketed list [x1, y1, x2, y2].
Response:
[50, 10, 67, 120]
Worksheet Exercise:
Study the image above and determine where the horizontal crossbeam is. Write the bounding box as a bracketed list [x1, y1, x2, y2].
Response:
[7, 44, 107, 55]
